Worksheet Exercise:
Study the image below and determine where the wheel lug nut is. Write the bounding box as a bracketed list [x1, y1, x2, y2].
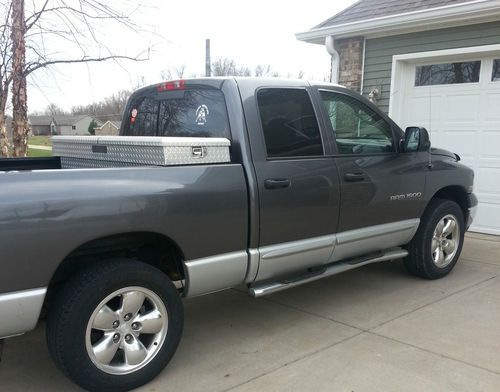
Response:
[113, 333, 120, 343]
[123, 313, 132, 321]
[124, 334, 133, 343]
[131, 322, 140, 331]
[112, 320, 120, 328]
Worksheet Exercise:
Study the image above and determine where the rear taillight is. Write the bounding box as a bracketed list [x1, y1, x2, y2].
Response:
[157, 80, 186, 92]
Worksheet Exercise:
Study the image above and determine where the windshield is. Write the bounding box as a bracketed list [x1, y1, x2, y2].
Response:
[122, 88, 231, 138]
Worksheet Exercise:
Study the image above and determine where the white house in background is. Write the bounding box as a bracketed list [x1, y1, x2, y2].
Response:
[29, 115, 97, 136]
[94, 120, 121, 136]
[297, 0, 500, 235]
[52, 115, 96, 136]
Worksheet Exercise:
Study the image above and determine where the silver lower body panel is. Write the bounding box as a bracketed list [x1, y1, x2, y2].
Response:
[184, 251, 248, 297]
[0, 288, 46, 339]
[254, 219, 419, 283]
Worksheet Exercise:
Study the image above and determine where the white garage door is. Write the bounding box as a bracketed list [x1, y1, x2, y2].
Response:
[396, 53, 500, 235]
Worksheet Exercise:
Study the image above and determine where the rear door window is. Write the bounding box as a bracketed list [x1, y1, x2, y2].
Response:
[124, 89, 230, 138]
[257, 88, 323, 158]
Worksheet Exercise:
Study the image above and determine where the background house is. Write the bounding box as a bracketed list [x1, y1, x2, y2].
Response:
[29, 115, 54, 136]
[29, 115, 98, 136]
[297, 0, 500, 235]
[94, 120, 121, 136]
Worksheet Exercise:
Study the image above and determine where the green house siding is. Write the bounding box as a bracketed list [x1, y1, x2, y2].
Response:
[362, 21, 500, 113]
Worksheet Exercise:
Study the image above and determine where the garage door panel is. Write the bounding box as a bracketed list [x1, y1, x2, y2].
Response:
[434, 131, 476, 158]
[444, 94, 480, 121]
[479, 130, 500, 157]
[475, 167, 500, 194]
[485, 92, 500, 120]
[472, 202, 500, 235]
[405, 95, 440, 125]
[439, 123, 479, 131]
[428, 132, 446, 149]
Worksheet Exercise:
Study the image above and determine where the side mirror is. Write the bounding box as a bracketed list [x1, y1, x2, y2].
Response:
[401, 126, 430, 152]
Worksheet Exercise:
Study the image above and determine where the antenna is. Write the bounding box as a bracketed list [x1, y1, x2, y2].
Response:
[427, 80, 433, 169]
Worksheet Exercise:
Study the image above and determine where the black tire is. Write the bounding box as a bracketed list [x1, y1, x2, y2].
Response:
[46, 259, 183, 392]
[404, 198, 465, 279]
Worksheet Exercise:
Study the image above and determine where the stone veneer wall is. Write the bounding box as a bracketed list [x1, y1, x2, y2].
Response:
[334, 36, 364, 93]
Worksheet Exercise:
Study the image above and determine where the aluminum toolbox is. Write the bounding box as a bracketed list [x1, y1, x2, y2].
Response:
[52, 136, 231, 168]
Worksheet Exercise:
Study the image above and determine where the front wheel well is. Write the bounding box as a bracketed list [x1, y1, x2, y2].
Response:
[43, 232, 186, 315]
[429, 186, 468, 220]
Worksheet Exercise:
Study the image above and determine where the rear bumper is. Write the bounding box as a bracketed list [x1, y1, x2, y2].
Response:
[0, 288, 46, 339]
[466, 193, 478, 230]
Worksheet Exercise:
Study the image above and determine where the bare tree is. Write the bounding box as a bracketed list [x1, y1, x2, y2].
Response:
[160, 64, 187, 81]
[254, 64, 272, 77]
[4, 0, 149, 157]
[10, 0, 27, 156]
[43, 102, 67, 115]
[212, 58, 251, 77]
[72, 89, 130, 122]
[0, 2, 12, 156]
[212, 58, 286, 78]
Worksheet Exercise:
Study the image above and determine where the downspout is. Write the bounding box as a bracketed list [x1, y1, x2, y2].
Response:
[325, 36, 339, 84]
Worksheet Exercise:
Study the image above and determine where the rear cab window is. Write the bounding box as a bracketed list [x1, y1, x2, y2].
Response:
[122, 87, 231, 139]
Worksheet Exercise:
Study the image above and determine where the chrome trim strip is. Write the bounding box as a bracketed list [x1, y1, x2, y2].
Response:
[184, 251, 248, 298]
[0, 287, 46, 339]
[261, 235, 336, 260]
[331, 219, 420, 262]
[245, 248, 260, 283]
[256, 235, 336, 281]
[336, 219, 420, 244]
[250, 248, 408, 297]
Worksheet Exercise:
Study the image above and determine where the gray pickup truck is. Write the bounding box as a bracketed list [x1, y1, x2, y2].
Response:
[0, 77, 477, 391]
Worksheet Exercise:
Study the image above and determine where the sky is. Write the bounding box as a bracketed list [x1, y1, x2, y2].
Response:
[27, 0, 357, 112]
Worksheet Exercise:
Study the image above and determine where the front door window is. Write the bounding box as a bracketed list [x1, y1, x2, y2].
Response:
[319, 91, 395, 155]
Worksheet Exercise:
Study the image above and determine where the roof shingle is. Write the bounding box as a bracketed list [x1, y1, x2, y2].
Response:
[315, 0, 474, 28]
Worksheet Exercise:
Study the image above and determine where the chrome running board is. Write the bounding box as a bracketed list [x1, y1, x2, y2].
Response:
[249, 248, 408, 298]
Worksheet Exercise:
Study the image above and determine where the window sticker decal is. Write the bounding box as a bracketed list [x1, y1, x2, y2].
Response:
[196, 105, 209, 125]
[130, 108, 138, 124]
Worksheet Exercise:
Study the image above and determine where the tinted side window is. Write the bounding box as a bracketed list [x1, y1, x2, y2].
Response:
[320, 91, 394, 155]
[257, 88, 323, 158]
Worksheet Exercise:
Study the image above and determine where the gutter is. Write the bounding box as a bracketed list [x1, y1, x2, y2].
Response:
[325, 36, 339, 84]
[296, 0, 500, 43]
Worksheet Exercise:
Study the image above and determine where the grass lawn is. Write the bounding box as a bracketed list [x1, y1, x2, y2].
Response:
[28, 148, 52, 157]
[28, 135, 52, 146]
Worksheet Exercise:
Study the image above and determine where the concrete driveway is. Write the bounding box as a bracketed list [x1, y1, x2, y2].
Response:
[1, 233, 499, 391]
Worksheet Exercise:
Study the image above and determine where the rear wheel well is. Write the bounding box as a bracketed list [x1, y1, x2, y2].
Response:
[43, 232, 186, 315]
[430, 186, 468, 220]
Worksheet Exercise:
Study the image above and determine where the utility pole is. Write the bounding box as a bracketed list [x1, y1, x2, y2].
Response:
[205, 39, 211, 77]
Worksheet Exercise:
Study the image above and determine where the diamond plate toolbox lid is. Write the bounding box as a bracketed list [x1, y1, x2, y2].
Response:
[52, 136, 231, 167]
